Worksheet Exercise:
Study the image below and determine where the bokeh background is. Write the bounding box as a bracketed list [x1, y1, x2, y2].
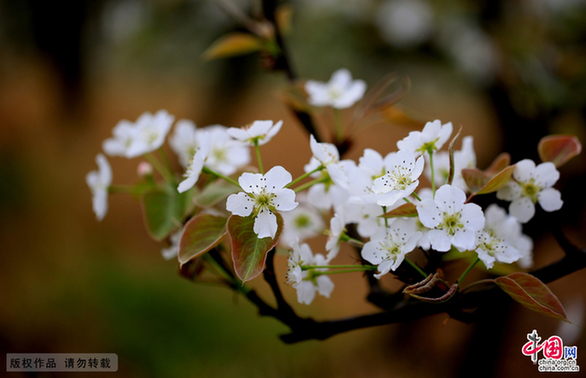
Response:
[2, 0, 586, 377]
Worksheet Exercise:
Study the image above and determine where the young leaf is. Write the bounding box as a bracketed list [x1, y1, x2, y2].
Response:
[495, 272, 569, 322]
[227, 213, 283, 282]
[178, 214, 227, 266]
[447, 125, 463, 186]
[461, 165, 514, 195]
[538, 135, 582, 168]
[380, 202, 418, 218]
[202, 32, 263, 61]
[485, 153, 511, 175]
[476, 165, 515, 194]
[141, 186, 192, 241]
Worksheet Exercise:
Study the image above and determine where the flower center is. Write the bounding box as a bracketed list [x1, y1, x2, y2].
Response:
[295, 215, 311, 228]
[439, 212, 463, 236]
[379, 240, 402, 260]
[521, 179, 541, 202]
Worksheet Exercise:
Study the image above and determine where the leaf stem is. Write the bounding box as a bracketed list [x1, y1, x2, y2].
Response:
[404, 257, 427, 278]
[287, 166, 324, 188]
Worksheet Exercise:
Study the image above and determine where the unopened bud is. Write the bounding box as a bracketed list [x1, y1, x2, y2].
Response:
[137, 161, 153, 178]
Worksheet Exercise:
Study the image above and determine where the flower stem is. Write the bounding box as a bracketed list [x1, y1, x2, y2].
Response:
[412, 192, 422, 202]
[428, 149, 436, 198]
[404, 257, 427, 278]
[286, 166, 324, 188]
[457, 257, 480, 286]
[202, 166, 241, 188]
[293, 176, 329, 193]
[254, 140, 264, 174]
[146, 152, 174, 183]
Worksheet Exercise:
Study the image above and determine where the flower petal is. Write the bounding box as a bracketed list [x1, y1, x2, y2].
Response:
[226, 192, 254, 217]
[263, 165, 292, 190]
[509, 197, 535, 223]
[254, 210, 278, 239]
[537, 188, 563, 212]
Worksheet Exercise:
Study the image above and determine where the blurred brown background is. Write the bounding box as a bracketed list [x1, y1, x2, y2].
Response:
[1, 0, 586, 377]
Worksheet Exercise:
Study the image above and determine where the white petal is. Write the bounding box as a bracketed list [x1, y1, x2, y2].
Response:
[509, 197, 535, 223]
[374, 260, 394, 279]
[513, 159, 536, 182]
[254, 210, 278, 239]
[417, 199, 441, 228]
[330, 68, 352, 87]
[316, 275, 334, 298]
[272, 188, 298, 212]
[460, 203, 485, 231]
[537, 188, 563, 212]
[361, 240, 384, 265]
[264, 165, 293, 190]
[452, 228, 477, 251]
[534, 162, 560, 187]
[238, 172, 263, 194]
[428, 229, 452, 252]
[295, 281, 316, 305]
[226, 192, 254, 217]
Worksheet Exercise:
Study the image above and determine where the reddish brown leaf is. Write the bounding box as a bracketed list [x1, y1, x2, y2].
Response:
[380, 202, 418, 218]
[178, 213, 227, 266]
[485, 153, 511, 175]
[476, 165, 515, 194]
[538, 135, 582, 168]
[227, 213, 283, 282]
[461, 168, 491, 193]
[495, 272, 569, 322]
[202, 32, 263, 61]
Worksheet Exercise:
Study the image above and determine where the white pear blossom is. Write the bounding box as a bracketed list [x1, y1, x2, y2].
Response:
[361, 220, 422, 279]
[371, 150, 425, 207]
[169, 119, 200, 167]
[205, 125, 251, 176]
[417, 184, 485, 252]
[496, 159, 563, 223]
[305, 68, 366, 109]
[397, 119, 453, 156]
[86, 153, 112, 221]
[226, 120, 283, 146]
[125, 110, 175, 158]
[474, 205, 523, 269]
[285, 240, 334, 305]
[347, 149, 397, 204]
[226, 166, 298, 239]
[280, 194, 325, 248]
[177, 131, 211, 193]
[325, 211, 347, 262]
[102, 119, 136, 157]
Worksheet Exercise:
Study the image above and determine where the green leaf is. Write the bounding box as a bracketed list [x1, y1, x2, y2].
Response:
[538, 135, 582, 168]
[202, 32, 263, 61]
[227, 213, 283, 282]
[141, 186, 193, 241]
[195, 179, 240, 207]
[494, 272, 569, 322]
[380, 202, 418, 218]
[178, 214, 227, 266]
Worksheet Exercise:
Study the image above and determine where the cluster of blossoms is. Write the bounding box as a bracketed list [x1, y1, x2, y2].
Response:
[87, 68, 566, 307]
